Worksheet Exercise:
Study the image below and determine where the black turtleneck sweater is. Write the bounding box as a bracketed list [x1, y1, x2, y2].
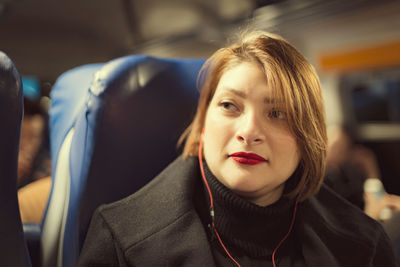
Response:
[194, 160, 306, 267]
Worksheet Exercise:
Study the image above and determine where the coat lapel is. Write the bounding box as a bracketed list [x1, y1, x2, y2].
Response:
[124, 209, 216, 266]
[120, 156, 216, 266]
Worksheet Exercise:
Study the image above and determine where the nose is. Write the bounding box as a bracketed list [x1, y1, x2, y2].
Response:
[236, 111, 265, 145]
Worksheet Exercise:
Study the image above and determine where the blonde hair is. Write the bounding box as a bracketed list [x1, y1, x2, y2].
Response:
[179, 31, 327, 201]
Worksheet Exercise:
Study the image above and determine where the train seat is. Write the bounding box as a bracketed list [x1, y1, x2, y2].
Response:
[0, 51, 32, 267]
[41, 55, 204, 267]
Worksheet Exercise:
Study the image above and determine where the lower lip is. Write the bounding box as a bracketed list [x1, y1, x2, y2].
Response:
[231, 157, 266, 165]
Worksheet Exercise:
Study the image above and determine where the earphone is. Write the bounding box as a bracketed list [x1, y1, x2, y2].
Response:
[198, 132, 299, 267]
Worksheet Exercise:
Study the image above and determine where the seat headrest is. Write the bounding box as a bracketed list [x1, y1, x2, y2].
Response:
[47, 55, 205, 266]
[0, 51, 23, 147]
[75, 56, 204, 251]
[0, 51, 31, 267]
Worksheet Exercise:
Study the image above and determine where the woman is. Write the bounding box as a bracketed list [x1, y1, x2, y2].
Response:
[78, 32, 399, 266]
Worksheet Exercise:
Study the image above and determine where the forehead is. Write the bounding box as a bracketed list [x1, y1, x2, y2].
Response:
[213, 62, 281, 102]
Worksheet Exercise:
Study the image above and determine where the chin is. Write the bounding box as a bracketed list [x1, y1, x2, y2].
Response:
[226, 178, 267, 194]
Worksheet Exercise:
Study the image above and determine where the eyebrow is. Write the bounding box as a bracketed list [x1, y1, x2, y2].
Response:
[225, 88, 278, 104]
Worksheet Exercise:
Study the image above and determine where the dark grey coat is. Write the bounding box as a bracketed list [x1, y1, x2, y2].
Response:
[78, 156, 399, 267]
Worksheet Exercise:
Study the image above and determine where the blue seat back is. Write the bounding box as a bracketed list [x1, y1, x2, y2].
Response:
[42, 55, 204, 267]
[0, 51, 31, 267]
[41, 63, 102, 267]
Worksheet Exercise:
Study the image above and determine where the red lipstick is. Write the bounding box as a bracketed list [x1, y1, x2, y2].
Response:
[229, 152, 267, 165]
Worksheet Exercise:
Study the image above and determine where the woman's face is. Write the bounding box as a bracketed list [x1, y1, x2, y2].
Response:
[202, 62, 301, 206]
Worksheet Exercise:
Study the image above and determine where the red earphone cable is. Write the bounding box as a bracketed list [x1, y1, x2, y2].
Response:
[213, 224, 242, 267]
[198, 140, 241, 266]
[198, 139, 214, 209]
[272, 199, 299, 266]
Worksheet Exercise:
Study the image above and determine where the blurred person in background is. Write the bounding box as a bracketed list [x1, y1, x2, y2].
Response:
[325, 125, 400, 250]
[17, 81, 52, 223]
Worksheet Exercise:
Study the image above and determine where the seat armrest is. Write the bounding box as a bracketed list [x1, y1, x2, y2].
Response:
[23, 223, 41, 267]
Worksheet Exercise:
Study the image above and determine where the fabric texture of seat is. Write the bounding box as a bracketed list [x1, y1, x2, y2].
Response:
[0, 51, 32, 267]
[40, 63, 103, 267]
[42, 55, 204, 267]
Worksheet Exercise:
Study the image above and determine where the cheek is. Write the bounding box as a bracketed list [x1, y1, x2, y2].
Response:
[288, 142, 301, 166]
[203, 111, 229, 157]
[204, 107, 235, 134]
[203, 122, 220, 152]
[202, 130, 221, 171]
[293, 148, 301, 166]
[203, 111, 223, 140]
[274, 135, 301, 160]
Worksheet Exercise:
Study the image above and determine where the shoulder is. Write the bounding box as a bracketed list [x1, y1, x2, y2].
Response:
[302, 184, 384, 242]
[93, 156, 200, 250]
[297, 184, 397, 265]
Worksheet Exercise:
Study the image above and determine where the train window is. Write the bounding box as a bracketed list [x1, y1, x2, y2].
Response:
[338, 68, 400, 195]
[341, 68, 400, 124]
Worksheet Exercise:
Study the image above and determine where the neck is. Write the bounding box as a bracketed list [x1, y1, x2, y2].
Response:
[233, 184, 285, 207]
[198, 159, 297, 258]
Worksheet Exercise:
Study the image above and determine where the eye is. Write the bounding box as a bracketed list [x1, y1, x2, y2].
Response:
[268, 109, 287, 120]
[219, 101, 239, 112]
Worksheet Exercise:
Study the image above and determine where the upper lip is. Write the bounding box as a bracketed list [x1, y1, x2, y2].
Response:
[229, 152, 267, 161]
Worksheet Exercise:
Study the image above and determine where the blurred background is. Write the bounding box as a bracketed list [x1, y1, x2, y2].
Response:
[1, 0, 400, 194]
